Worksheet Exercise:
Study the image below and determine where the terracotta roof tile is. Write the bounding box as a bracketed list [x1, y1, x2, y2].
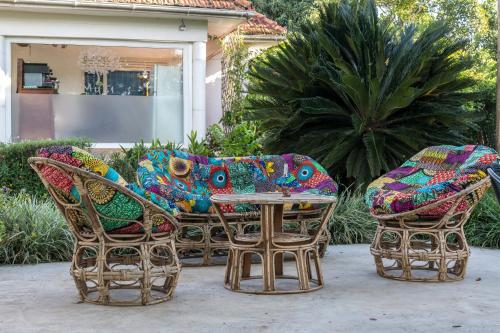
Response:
[239, 13, 286, 36]
[91, 0, 253, 10]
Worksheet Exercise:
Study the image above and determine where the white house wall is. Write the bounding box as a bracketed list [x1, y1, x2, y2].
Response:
[204, 39, 280, 129]
[0, 11, 207, 42]
[206, 54, 222, 127]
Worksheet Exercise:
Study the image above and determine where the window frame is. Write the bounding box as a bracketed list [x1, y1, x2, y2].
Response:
[5, 37, 193, 148]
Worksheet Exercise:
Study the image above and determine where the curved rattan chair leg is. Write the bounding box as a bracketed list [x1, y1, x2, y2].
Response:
[69, 240, 180, 306]
[96, 243, 109, 305]
[401, 230, 412, 281]
[312, 249, 324, 287]
[370, 224, 471, 282]
[224, 248, 234, 287]
[140, 243, 150, 305]
[295, 249, 309, 291]
[305, 251, 312, 280]
[231, 248, 242, 291]
[437, 230, 447, 281]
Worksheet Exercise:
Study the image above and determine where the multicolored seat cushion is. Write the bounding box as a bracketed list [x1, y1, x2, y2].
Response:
[37, 145, 178, 233]
[136, 150, 338, 214]
[365, 145, 498, 218]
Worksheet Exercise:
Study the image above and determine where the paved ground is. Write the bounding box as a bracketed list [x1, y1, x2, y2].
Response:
[1, 245, 499, 333]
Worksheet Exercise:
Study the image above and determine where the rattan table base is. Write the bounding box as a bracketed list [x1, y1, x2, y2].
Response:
[212, 193, 336, 294]
[175, 211, 331, 266]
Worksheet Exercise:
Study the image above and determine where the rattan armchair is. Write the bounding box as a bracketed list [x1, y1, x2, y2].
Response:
[29, 157, 180, 305]
[370, 177, 490, 282]
[366, 145, 497, 282]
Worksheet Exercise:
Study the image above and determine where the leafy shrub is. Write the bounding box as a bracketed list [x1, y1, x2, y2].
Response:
[246, 0, 478, 187]
[0, 138, 91, 198]
[220, 32, 249, 132]
[465, 190, 500, 248]
[186, 131, 212, 156]
[0, 192, 73, 264]
[0, 220, 5, 243]
[328, 189, 376, 244]
[108, 124, 262, 183]
[251, 0, 318, 30]
[106, 133, 215, 182]
[206, 122, 263, 157]
[105, 139, 183, 183]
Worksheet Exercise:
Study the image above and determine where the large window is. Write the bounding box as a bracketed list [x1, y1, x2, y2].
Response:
[11, 43, 185, 145]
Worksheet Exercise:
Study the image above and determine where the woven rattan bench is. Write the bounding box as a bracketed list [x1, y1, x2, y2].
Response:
[136, 150, 338, 266]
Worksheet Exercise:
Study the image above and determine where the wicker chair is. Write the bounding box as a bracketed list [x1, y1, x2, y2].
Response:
[365, 145, 497, 282]
[136, 150, 338, 266]
[29, 148, 180, 305]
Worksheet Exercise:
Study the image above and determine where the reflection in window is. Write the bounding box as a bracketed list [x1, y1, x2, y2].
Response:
[107, 71, 145, 96]
[84, 73, 104, 95]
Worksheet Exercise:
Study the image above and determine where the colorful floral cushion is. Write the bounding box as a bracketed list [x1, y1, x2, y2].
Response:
[136, 150, 338, 213]
[365, 145, 498, 217]
[37, 145, 178, 233]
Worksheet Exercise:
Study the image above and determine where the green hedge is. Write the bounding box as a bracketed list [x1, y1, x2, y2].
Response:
[328, 189, 377, 244]
[0, 138, 91, 198]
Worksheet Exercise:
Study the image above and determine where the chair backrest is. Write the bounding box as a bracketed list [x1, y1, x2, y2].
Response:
[136, 149, 338, 213]
[29, 152, 178, 243]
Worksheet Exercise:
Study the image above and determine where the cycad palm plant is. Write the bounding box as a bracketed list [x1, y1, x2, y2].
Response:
[246, 0, 478, 186]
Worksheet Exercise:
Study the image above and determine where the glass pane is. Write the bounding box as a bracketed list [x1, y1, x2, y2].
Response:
[11, 44, 184, 144]
[11, 94, 183, 143]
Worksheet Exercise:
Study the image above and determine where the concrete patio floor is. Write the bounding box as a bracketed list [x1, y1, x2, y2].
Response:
[1, 244, 499, 333]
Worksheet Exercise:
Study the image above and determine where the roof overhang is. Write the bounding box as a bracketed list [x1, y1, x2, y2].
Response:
[0, 0, 256, 37]
[242, 34, 286, 42]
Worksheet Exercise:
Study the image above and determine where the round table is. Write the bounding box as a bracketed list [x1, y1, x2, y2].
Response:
[211, 192, 336, 294]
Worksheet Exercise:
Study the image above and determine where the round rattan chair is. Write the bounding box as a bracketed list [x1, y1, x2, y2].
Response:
[370, 177, 490, 282]
[366, 145, 497, 282]
[29, 157, 181, 305]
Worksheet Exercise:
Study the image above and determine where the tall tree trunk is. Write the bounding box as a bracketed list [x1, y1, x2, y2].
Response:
[497, 0, 500, 151]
